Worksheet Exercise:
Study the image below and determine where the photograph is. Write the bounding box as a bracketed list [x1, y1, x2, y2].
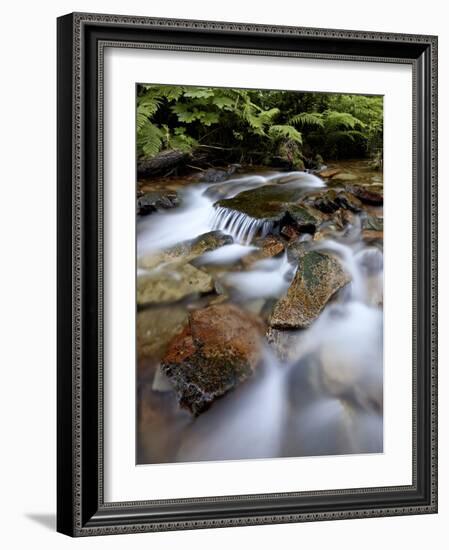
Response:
[135, 84, 384, 465]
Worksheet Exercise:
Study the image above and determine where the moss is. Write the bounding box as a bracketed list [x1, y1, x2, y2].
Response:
[300, 251, 328, 289]
[215, 185, 321, 235]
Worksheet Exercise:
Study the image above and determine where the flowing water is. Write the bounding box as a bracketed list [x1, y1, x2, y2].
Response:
[137, 164, 383, 464]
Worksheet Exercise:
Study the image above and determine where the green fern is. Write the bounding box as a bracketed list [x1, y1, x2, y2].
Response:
[268, 125, 303, 144]
[183, 87, 214, 99]
[137, 121, 164, 157]
[323, 110, 365, 130]
[169, 127, 198, 152]
[289, 112, 324, 128]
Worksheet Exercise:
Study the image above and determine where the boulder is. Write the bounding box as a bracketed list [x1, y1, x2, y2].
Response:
[137, 190, 179, 215]
[347, 184, 383, 205]
[215, 185, 322, 233]
[286, 241, 311, 263]
[161, 304, 265, 415]
[269, 251, 350, 328]
[137, 263, 214, 305]
[307, 189, 362, 214]
[139, 231, 233, 269]
[198, 165, 239, 183]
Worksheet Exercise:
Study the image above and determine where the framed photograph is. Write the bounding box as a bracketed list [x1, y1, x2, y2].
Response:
[57, 12, 438, 536]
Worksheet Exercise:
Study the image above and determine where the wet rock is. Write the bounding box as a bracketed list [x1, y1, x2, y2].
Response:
[260, 236, 285, 257]
[139, 231, 233, 269]
[361, 215, 383, 242]
[308, 190, 340, 214]
[334, 191, 363, 213]
[318, 168, 341, 179]
[241, 236, 285, 268]
[198, 165, 239, 183]
[215, 185, 321, 234]
[286, 240, 311, 263]
[280, 224, 300, 241]
[137, 190, 179, 215]
[161, 304, 265, 415]
[362, 215, 383, 232]
[331, 172, 359, 182]
[307, 189, 362, 214]
[348, 184, 383, 205]
[312, 221, 344, 241]
[269, 251, 350, 329]
[137, 306, 189, 361]
[362, 230, 383, 243]
[333, 208, 356, 229]
[137, 263, 214, 305]
[285, 204, 325, 232]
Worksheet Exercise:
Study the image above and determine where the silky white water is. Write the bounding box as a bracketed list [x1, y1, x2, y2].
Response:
[137, 167, 383, 463]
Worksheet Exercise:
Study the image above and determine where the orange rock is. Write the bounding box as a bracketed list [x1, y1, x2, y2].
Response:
[161, 304, 265, 415]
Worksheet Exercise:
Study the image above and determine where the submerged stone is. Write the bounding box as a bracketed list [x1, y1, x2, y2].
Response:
[137, 306, 189, 361]
[269, 251, 350, 329]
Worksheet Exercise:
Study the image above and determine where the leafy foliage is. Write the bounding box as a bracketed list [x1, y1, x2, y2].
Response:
[136, 85, 383, 165]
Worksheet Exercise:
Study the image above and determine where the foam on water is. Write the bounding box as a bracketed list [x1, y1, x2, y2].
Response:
[224, 253, 294, 299]
[196, 243, 258, 265]
[137, 185, 214, 255]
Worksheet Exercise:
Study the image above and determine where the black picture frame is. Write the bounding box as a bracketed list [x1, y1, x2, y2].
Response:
[57, 12, 438, 536]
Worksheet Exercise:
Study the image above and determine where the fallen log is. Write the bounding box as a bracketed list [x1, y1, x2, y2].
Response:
[137, 149, 190, 178]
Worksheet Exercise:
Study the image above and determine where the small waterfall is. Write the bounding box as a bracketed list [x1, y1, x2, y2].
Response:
[211, 206, 274, 244]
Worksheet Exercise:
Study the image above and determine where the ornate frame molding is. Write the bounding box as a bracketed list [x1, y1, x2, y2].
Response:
[57, 12, 437, 536]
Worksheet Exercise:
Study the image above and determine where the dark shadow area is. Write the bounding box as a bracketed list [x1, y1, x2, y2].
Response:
[25, 513, 56, 531]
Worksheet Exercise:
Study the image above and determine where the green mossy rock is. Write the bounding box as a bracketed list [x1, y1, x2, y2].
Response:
[269, 251, 350, 329]
[215, 185, 322, 232]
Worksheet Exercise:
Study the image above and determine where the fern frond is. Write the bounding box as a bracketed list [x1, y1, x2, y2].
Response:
[137, 96, 161, 118]
[324, 111, 365, 130]
[137, 121, 164, 158]
[289, 112, 324, 128]
[183, 88, 214, 99]
[268, 125, 303, 144]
